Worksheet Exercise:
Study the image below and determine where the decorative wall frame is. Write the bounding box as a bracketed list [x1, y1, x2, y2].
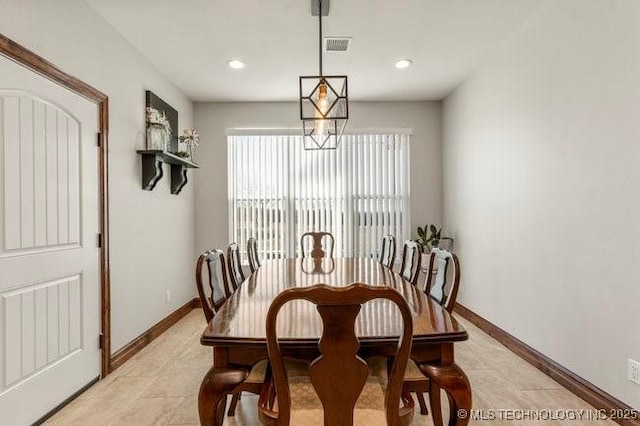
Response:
[145, 90, 178, 153]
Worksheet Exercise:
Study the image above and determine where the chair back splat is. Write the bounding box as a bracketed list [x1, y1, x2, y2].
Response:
[399, 240, 422, 285]
[379, 234, 396, 268]
[247, 237, 262, 273]
[227, 242, 245, 291]
[300, 231, 335, 259]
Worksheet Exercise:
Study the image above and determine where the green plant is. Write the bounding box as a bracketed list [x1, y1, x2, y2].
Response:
[416, 224, 454, 252]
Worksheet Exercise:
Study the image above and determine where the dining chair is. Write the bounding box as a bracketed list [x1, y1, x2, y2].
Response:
[424, 248, 461, 313]
[195, 248, 267, 417]
[398, 240, 421, 285]
[258, 283, 415, 426]
[300, 231, 335, 259]
[195, 249, 233, 322]
[247, 237, 261, 273]
[227, 242, 245, 291]
[403, 248, 461, 418]
[379, 234, 396, 268]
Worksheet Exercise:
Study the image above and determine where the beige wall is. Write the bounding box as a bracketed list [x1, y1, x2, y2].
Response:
[193, 101, 442, 254]
[443, 0, 640, 408]
[0, 0, 196, 352]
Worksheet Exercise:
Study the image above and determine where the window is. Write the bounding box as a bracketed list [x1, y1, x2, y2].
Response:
[228, 132, 410, 262]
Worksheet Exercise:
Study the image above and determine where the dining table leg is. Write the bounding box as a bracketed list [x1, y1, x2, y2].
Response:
[198, 365, 249, 426]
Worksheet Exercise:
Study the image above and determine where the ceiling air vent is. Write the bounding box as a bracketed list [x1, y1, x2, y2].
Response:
[324, 37, 352, 52]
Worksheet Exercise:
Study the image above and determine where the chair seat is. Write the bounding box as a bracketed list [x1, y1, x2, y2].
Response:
[246, 359, 269, 383]
[368, 356, 389, 383]
[288, 376, 387, 425]
[368, 357, 427, 382]
[404, 360, 427, 381]
[245, 359, 310, 384]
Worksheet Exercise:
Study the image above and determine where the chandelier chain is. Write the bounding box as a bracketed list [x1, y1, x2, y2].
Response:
[318, 0, 323, 75]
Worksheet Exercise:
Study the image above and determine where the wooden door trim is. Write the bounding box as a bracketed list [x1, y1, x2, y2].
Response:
[0, 33, 112, 377]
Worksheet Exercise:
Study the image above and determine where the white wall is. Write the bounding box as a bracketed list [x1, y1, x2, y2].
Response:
[0, 0, 196, 353]
[443, 0, 640, 407]
[194, 102, 441, 254]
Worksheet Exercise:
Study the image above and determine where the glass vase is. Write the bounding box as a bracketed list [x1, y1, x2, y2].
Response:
[146, 124, 166, 151]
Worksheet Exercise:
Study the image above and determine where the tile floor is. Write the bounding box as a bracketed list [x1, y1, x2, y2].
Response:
[45, 309, 615, 425]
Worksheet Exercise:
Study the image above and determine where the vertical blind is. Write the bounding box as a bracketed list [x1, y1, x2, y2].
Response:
[228, 132, 411, 262]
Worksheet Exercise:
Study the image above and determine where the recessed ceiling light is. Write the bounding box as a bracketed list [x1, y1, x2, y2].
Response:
[227, 59, 246, 70]
[394, 59, 413, 69]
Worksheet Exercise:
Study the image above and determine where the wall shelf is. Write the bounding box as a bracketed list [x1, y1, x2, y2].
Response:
[137, 150, 199, 195]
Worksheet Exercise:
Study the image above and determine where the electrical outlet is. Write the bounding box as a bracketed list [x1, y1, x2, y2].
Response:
[629, 359, 640, 385]
[165, 291, 171, 304]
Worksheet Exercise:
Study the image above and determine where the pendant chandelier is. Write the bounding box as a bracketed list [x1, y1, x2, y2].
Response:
[299, 0, 349, 150]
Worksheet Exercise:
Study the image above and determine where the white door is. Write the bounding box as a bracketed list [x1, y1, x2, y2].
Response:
[0, 55, 101, 425]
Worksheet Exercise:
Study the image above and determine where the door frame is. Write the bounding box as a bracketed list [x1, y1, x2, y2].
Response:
[0, 33, 112, 377]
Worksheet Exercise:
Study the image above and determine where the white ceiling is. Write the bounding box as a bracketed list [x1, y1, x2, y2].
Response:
[85, 0, 548, 102]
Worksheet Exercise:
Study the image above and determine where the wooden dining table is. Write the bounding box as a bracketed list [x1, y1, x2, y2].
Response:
[198, 257, 472, 426]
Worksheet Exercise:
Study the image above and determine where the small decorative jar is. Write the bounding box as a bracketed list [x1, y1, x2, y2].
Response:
[146, 124, 167, 151]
